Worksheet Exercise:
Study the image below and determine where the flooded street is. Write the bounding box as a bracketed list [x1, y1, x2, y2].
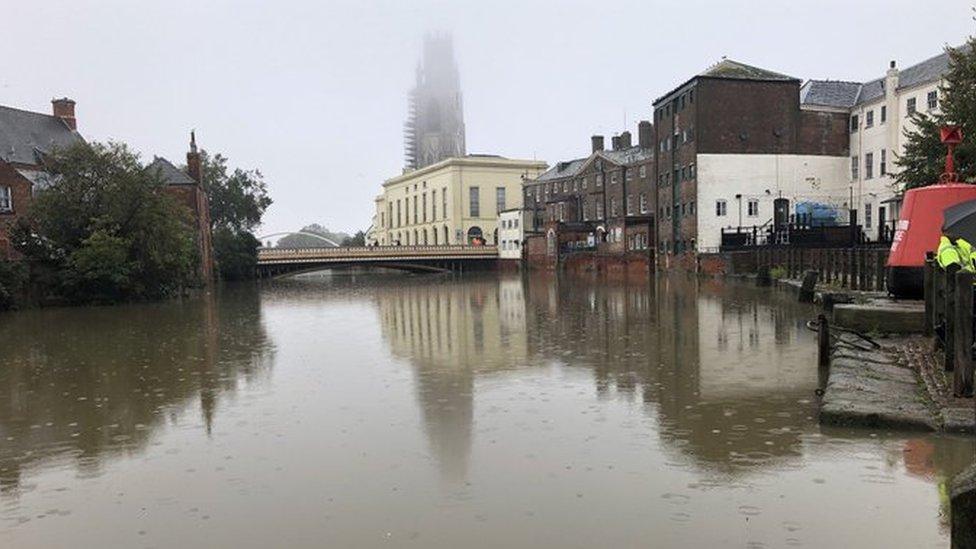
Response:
[0, 273, 972, 548]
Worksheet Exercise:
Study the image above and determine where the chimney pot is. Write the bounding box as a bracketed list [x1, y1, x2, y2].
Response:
[591, 135, 604, 153]
[611, 136, 622, 151]
[51, 97, 76, 130]
[620, 131, 632, 149]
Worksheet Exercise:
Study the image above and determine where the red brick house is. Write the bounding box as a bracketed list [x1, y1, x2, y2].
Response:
[147, 132, 215, 284]
[0, 98, 83, 258]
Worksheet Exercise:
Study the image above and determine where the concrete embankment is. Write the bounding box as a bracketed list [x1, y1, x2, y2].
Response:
[819, 343, 939, 431]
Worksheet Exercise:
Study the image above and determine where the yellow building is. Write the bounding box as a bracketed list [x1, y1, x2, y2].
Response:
[371, 155, 547, 246]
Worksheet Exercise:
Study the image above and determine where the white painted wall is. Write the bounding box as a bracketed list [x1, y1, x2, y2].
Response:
[498, 209, 524, 259]
[696, 154, 849, 251]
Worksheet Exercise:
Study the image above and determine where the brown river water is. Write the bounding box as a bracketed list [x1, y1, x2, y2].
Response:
[0, 273, 973, 548]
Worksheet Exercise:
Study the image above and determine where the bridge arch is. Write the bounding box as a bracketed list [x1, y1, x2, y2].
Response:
[256, 231, 342, 248]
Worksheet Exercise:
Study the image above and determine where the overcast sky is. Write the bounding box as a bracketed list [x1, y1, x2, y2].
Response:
[2, 0, 973, 236]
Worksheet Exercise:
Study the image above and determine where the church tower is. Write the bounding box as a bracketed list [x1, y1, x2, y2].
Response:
[404, 33, 466, 170]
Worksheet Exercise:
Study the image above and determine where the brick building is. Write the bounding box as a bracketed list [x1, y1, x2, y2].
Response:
[147, 132, 215, 283]
[0, 98, 84, 259]
[651, 59, 849, 264]
[523, 121, 655, 267]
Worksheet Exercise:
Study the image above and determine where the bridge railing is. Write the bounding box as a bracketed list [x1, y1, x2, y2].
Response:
[257, 245, 498, 262]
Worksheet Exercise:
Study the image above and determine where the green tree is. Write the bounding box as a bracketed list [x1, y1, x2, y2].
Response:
[191, 152, 272, 279]
[14, 142, 197, 303]
[0, 258, 26, 311]
[896, 37, 976, 189]
[341, 231, 366, 247]
[276, 224, 349, 248]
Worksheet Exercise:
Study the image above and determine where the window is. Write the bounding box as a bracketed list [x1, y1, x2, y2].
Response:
[716, 199, 727, 217]
[626, 194, 634, 215]
[397, 200, 402, 226]
[0, 186, 11, 212]
[582, 177, 587, 190]
[422, 193, 427, 222]
[865, 110, 874, 128]
[865, 202, 873, 229]
[864, 152, 873, 179]
[689, 163, 696, 179]
[880, 150, 887, 176]
[689, 201, 695, 215]
[850, 114, 859, 133]
[442, 188, 447, 219]
[747, 199, 759, 217]
[907, 97, 917, 115]
[611, 172, 618, 185]
[413, 196, 418, 224]
[880, 105, 887, 124]
[851, 155, 859, 180]
[559, 202, 565, 222]
[596, 201, 604, 219]
[639, 193, 647, 213]
[496, 187, 506, 214]
[610, 197, 618, 217]
[596, 174, 603, 187]
[469, 187, 480, 217]
[562, 180, 568, 193]
[431, 190, 436, 220]
[639, 165, 646, 178]
[573, 179, 578, 192]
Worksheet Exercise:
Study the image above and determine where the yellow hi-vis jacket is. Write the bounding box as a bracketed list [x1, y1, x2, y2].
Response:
[956, 238, 975, 272]
[938, 236, 962, 269]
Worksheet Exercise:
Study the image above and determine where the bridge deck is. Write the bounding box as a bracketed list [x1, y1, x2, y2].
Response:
[257, 245, 498, 265]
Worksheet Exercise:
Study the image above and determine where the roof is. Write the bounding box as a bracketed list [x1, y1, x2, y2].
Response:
[601, 146, 654, 166]
[535, 157, 587, 181]
[799, 80, 862, 108]
[0, 104, 83, 166]
[699, 59, 797, 82]
[148, 157, 196, 186]
[655, 58, 798, 105]
[801, 45, 966, 109]
[14, 168, 55, 191]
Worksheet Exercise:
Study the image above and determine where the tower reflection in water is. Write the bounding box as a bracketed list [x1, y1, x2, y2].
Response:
[375, 273, 972, 483]
[0, 290, 274, 495]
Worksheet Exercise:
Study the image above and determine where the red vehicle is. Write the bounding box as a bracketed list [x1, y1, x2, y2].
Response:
[887, 126, 972, 297]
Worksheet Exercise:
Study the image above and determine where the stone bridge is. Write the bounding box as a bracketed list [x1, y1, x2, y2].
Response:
[255, 245, 499, 278]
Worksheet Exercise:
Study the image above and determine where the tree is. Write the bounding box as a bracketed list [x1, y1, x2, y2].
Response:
[896, 37, 976, 189]
[276, 224, 349, 248]
[191, 152, 272, 279]
[341, 231, 366, 247]
[0, 258, 26, 310]
[14, 141, 197, 303]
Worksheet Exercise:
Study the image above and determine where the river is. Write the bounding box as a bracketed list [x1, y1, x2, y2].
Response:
[0, 273, 972, 548]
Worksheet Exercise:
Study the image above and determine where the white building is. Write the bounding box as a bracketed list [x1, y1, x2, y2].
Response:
[800, 47, 959, 240]
[497, 208, 528, 260]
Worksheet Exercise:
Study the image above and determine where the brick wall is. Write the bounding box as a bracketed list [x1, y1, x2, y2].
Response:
[0, 162, 33, 260]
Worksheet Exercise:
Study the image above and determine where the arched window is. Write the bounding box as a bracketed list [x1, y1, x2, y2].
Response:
[467, 226, 483, 245]
[444, 225, 449, 244]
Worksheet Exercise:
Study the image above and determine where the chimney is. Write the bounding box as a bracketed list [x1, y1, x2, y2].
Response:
[591, 135, 604, 153]
[611, 136, 621, 151]
[638, 120, 653, 149]
[187, 131, 202, 184]
[620, 131, 632, 149]
[51, 98, 76, 130]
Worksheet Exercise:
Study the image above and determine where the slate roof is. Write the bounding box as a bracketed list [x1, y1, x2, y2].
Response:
[800, 46, 966, 109]
[699, 59, 797, 82]
[148, 157, 196, 186]
[0, 105, 83, 166]
[602, 146, 654, 166]
[535, 157, 587, 181]
[799, 80, 862, 108]
[655, 58, 798, 105]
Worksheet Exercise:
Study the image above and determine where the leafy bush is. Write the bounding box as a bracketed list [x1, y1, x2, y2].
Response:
[0, 259, 26, 310]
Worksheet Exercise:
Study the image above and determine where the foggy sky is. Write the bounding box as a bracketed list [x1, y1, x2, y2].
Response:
[3, 0, 973, 236]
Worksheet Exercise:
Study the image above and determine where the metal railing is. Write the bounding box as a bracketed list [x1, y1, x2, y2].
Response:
[257, 245, 498, 263]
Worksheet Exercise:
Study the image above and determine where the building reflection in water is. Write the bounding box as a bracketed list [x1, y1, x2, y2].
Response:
[0, 289, 274, 496]
[375, 275, 528, 481]
[375, 272, 972, 485]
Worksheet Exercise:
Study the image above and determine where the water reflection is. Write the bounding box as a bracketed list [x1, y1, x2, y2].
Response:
[0, 290, 274, 495]
[375, 273, 971, 483]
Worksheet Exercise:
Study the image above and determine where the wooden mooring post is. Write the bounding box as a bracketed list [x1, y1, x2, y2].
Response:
[946, 264, 960, 372]
[817, 314, 830, 393]
[923, 253, 935, 337]
[954, 270, 975, 397]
